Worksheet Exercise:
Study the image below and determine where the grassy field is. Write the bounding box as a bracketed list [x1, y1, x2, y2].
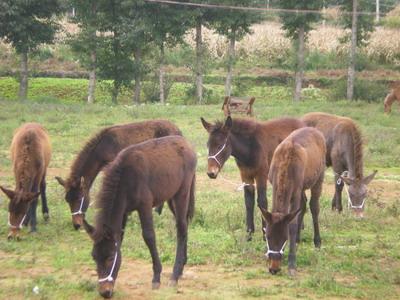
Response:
[0, 96, 399, 299]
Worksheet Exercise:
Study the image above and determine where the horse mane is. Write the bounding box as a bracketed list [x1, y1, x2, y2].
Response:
[275, 141, 296, 207]
[348, 122, 364, 179]
[213, 118, 258, 136]
[12, 130, 38, 190]
[68, 127, 109, 181]
[94, 157, 124, 239]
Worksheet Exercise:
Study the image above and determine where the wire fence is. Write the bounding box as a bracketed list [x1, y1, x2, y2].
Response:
[145, 0, 394, 16]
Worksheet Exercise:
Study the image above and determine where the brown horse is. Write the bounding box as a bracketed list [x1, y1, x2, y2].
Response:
[55, 120, 181, 229]
[201, 116, 305, 240]
[261, 127, 326, 276]
[302, 112, 377, 217]
[0, 123, 51, 239]
[82, 136, 196, 298]
[384, 85, 400, 114]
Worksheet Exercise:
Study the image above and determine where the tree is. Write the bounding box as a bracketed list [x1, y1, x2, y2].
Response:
[339, 0, 374, 100]
[94, 0, 136, 104]
[279, 0, 323, 101]
[141, 1, 192, 104]
[210, 1, 264, 97]
[0, 0, 63, 101]
[69, 0, 100, 103]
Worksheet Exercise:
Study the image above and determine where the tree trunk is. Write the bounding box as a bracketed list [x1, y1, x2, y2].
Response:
[159, 43, 165, 104]
[347, 0, 358, 101]
[376, 0, 380, 23]
[225, 32, 236, 97]
[195, 18, 203, 104]
[18, 51, 28, 101]
[294, 26, 305, 102]
[87, 50, 96, 104]
[111, 81, 119, 104]
[133, 47, 142, 105]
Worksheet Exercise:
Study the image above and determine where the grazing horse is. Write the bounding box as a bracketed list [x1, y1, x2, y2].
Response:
[302, 112, 377, 217]
[261, 127, 326, 276]
[82, 136, 196, 298]
[0, 123, 51, 239]
[201, 116, 305, 240]
[384, 85, 400, 114]
[55, 120, 181, 229]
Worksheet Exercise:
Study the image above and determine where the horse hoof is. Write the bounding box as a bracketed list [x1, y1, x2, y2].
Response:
[288, 269, 296, 277]
[43, 213, 49, 222]
[169, 279, 178, 287]
[152, 282, 161, 290]
[314, 241, 321, 249]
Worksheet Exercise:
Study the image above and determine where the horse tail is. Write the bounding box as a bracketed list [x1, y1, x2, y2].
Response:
[187, 173, 196, 222]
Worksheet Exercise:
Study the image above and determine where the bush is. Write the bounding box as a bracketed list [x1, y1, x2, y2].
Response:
[142, 75, 173, 103]
[330, 78, 387, 102]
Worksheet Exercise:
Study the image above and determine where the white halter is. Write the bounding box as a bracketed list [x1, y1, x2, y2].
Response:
[265, 238, 287, 257]
[98, 242, 118, 283]
[208, 140, 227, 167]
[71, 196, 85, 216]
[8, 213, 26, 229]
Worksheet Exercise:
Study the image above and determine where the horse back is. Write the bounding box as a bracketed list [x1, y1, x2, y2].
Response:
[270, 127, 326, 191]
[116, 136, 196, 206]
[258, 117, 305, 164]
[11, 123, 51, 182]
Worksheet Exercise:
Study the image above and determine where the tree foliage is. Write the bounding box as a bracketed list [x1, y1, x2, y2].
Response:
[0, 0, 63, 54]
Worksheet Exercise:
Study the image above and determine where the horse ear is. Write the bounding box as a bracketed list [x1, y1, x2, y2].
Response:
[83, 219, 96, 240]
[283, 208, 302, 224]
[200, 117, 212, 132]
[340, 175, 355, 186]
[23, 191, 41, 202]
[363, 170, 377, 185]
[55, 176, 66, 187]
[260, 207, 273, 224]
[224, 116, 233, 131]
[0, 186, 15, 200]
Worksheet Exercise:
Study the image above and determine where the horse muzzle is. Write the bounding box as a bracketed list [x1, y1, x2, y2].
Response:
[7, 228, 21, 240]
[72, 214, 84, 230]
[268, 259, 281, 275]
[99, 282, 114, 298]
[207, 167, 220, 179]
[352, 208, 364, 218]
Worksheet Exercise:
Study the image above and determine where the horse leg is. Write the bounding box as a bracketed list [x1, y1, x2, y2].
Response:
[296, 193, 307, 243]
[310, 177, 323, 248]
[121, 213, 128, 242]
[29, 198, 39, 233]
[244, 184, 255, 241]
[256, 175, 268, 240]
[40, 176, 49, 221]
[138, 205, 162, 289]
[332, 166, 344, 212]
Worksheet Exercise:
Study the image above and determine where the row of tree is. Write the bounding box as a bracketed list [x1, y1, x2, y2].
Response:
[0, 0, 389, 103]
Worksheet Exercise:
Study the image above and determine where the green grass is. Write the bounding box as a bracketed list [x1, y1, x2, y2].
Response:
[0, 91, 399, 299]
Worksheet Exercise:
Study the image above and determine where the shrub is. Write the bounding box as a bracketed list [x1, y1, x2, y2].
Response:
[142, 75, 173, 103]
[330, 78, 387, 102]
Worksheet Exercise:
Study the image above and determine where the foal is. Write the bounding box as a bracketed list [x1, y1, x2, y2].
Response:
[0, 123, 51, 239]
[201, 116, 304, 240]
[302, 112, 377, 217]
[83, 136, 196, 298]
[56, 120, 181, 229]
[261, 127, 326, 276]
[384, 84, 400, 114]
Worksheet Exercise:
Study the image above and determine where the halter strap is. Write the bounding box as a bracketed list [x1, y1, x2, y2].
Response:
[265, 238, 287, 257]
[335, 171, 366, 209]
[208, 140, 227, 167]
[8, 213, 27, 229]
[98, 242, 118, 283]
[71, 196, 85, 216]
